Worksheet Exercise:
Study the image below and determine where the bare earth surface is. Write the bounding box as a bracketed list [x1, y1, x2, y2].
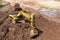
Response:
[0, 5, 60, 40]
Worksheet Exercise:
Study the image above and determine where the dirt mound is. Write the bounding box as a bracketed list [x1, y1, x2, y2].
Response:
[0, 5, 60, 40]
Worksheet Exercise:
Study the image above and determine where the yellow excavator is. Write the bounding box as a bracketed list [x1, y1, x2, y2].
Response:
[9, 3, 38, 38]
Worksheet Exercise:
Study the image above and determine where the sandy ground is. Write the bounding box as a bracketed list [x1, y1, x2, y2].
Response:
[0, 5, 60, 40]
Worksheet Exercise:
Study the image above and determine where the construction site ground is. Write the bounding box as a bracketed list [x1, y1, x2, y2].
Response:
[0, 5, 60, 40]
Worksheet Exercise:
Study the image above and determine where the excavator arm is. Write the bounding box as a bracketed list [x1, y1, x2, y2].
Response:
[9, 10, 38, 38]
[17, 11, 31, 19]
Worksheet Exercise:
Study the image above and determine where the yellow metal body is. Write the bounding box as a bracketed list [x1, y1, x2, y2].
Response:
[9, 10, 38, 37]
[9, 15, 17, 20]
[9, 11, 34, 27]
[17, 11, 35, 28]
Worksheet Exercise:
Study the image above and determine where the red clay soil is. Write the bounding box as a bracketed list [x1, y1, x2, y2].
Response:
[0, 5, 60, 40]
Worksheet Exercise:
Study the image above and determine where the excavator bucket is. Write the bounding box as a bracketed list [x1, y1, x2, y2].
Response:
[30, 28, 38, 38]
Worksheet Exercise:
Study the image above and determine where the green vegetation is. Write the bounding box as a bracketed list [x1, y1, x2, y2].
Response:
[0, 5, 4, 8]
